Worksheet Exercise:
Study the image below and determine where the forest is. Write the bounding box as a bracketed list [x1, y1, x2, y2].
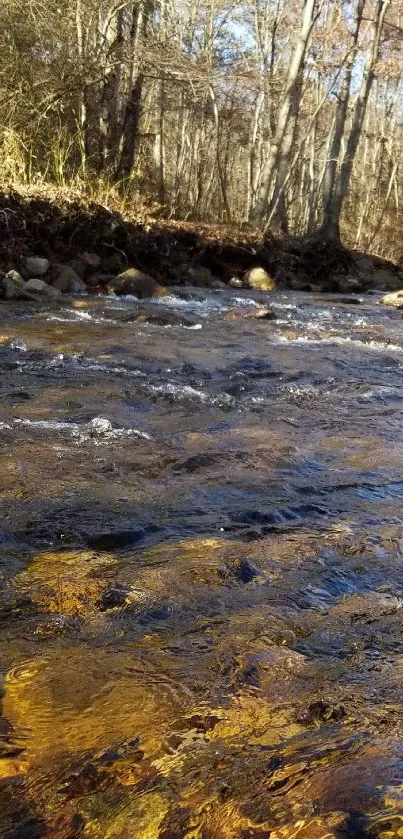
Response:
[0, 0, 402, 259]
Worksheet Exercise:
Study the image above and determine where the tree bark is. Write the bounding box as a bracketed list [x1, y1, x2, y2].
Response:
[115, 0, 149, 183]
[249, 0, 319, 228]
[320, 0, 390, 241]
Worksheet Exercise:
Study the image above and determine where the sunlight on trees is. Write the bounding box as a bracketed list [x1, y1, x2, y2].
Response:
[0, 0, 400, 255]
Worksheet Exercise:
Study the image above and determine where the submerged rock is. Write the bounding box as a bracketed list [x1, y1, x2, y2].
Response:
[244, 267, 275, 292]
[98, 583, 135, 611]
[225, 306, 277, 322]
[250, 306, 277, 320]
[135, 308, 197, 327]
[234, 558, 260, 583]
[25, 256, 49, 277]
[87, 417, 113, 435]
[297, 699, 346, 726]
[109, 267, 168, 298]
[380, 289, 403, 308]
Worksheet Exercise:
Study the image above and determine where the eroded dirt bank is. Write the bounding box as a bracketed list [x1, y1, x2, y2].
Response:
[1, 191, 403, 295]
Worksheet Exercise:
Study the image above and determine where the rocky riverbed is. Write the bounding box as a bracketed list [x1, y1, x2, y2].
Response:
[1, 287, 403, 837]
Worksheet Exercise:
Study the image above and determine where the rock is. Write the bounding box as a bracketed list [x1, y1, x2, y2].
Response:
[68, 258, 87, 279]
[225, 306, 277, 322]
[320, 295, 363, 305]
[101, 252, 126, 274]
[2, 271, 31, 300]
[297, 700, 346, 726]
[135, 309, 197, 327]
[86, 272, 115, 289]
[98, 583, 134, 611]
[250, 306, 277, 320]
[286, 272, 312, 291]
[188, 267, 218, 287]
[79, 251, 101, 269]
[371, 268, 401, 291]
[87, 417, 113, 435]
[229, 277, 243, 288]
[211, 280, 226, 290]
[25, 257, 49, 277]
[244, 267, 275, 292]
[334, 274, 363, 293]
[25, 278, 62, 299]
[53, 266, 87, 294]
[352, 254, 374, 274]
[234, 558, 260, 583]
[87, 528, 150, 551]
[109, 268, 168, 299]
[379, 290, 403, 308]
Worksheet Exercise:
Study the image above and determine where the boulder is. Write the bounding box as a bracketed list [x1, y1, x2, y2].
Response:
[244, 267, 275, 292]
[53, 266, 87, 294]
[25, 279, 62, 299]
[188, 267, 219, 287]
[101, 252, 126, 274]
[334, 274, 363, 293]
[25, 257, 49, 277]
[68, 258, 87, 279]
[379, 290, 403, 308]
[109, 268, 168, 299]
[86, 272, 115, 289]
[286, 272, 312, 291]
[79, 251, 101, 269]
[352, 254, 374, 274]
[229, 277, 243, 288]
[2, 271, 32, 300]
[370, 268, 401, 291]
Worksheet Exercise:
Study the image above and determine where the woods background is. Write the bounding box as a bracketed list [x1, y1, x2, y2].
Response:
[1, 0, 402, 260]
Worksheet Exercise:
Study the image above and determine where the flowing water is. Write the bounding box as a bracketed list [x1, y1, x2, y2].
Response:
[1, 288, 403, 838]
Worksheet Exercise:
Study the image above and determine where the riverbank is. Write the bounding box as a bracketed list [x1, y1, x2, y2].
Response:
[1, 190, 403, 298]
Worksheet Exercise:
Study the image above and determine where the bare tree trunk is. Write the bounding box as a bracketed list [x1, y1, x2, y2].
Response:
[210, 85, 231, 221]
[115, 0, 149, 183]
[249, 0, 319, 227]
[320, 0, 364, 239]
[321, 0, 390, 241]
[98, 8, 124, 174]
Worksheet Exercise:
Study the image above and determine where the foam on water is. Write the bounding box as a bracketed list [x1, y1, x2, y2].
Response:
[10, 417, 151, 442]
[276, 334, 403, 352]
[148, 382, 234, 406]
[46, 310, 118, 325]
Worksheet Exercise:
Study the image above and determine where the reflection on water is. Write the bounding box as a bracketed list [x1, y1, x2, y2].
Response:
[1, 289, 403, 837]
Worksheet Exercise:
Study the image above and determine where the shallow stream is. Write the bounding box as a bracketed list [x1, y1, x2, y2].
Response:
[1, 288, 403, 838]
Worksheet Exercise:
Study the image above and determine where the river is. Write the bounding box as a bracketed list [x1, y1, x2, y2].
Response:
[0, 288, 403, 838]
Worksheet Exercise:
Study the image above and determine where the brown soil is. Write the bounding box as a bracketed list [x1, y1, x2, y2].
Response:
[0, 190, 400, 289]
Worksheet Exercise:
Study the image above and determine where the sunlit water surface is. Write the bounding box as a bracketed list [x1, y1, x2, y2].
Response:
[1, 289, 403, 838]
